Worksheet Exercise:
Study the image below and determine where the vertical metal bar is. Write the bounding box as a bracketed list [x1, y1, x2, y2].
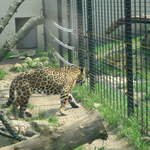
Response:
[107, 0, 111, 107]
[67, 0, 73, 63]
[86, 0, 96, 90]
[143, 0, 148, 136]
[57, 0, 63, 67]
[120, 0, 126, 117]
[125, 0, 134, 116]
[139, 0, 144, 135]
[41, 0, 47, 51]
[76, 0, 85, 68]
[98, 0, 103, 103]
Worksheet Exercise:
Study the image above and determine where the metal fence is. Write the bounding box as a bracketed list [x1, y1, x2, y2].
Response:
[52, 0, 150, 136]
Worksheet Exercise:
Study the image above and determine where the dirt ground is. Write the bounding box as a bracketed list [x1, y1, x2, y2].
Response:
[0, 60, 136, 150]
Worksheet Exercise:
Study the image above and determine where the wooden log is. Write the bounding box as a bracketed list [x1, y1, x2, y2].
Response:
[0, 111, 108, 150]
[0, 0, 26, 34]
[0, 16, 44, 61]
[105, 16, 150, 34]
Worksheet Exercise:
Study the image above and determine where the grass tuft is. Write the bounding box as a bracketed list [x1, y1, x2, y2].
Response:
[0, 69, 8, 80]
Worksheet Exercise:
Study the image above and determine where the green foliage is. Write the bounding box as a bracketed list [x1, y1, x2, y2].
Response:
[11, 63, 28, 72]
[134, 81, 150, 93]
[143, 93, 150, 101]
[73, 146, 83, 150]
[48, 115, 58, 127]
[98, 148, 105, 150]
[3, 51, 18, 60]
[19, 52, 28, 57]
[119, 118, 148, 150]
[11, 56, 53, 72]
[0, 69, 8, 80]
[35, 49, 48, 57]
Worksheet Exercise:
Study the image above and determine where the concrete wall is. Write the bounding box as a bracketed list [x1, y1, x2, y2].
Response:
[0, 0, 44, 49]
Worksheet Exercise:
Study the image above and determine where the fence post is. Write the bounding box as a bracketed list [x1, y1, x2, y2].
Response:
[125, 0, 134, 116]
[76, 0, 85, 68]
[86, 0, 96, 90]
[67, 0, 73, 63]
[41, 0, 47, 51]
[57, 0, 64, 67]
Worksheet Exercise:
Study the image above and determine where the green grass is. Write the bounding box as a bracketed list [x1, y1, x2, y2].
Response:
[134, 81, 150, 93]
[0, 69, 8, 80]
[3, 51, 18, 60]
[73, 147, 105, 150]
[72, 84, 149, 150]
[35, 49, 48, 57]
[48, 115, 58, 127]
[73, 147, 83, 150]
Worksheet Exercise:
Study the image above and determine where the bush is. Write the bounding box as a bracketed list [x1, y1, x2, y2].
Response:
[11, 56, 52, 72]
[11, 63, 28, 72]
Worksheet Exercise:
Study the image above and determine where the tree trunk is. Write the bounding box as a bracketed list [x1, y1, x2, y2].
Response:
[0, 111, 108, 150]
[0, 16, 44, 61]
[0, 0, 26, 34]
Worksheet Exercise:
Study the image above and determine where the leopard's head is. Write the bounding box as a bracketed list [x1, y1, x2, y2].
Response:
[76, 67, 86, 85]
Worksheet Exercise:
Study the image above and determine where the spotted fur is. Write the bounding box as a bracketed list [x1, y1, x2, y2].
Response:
[4, 66, 85, 117]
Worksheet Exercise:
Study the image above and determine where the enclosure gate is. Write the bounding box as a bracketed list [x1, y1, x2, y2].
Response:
[51, 0, 150, 137]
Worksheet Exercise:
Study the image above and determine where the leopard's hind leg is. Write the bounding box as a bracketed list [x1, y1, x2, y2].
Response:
[14, 84, 32, 118]
[59, 89, 70, 116]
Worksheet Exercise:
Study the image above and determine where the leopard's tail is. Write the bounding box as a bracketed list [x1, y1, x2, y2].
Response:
[3, 81, 16, 108]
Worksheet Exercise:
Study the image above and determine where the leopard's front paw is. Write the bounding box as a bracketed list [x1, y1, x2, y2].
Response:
[25, 111, 32, 117]
[19, 111, 32, 118]
[59, 107, 67, 116]
[70, 102, 80, 108]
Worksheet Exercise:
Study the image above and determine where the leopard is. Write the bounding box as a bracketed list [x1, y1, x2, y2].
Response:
[3, 66, 85, 118]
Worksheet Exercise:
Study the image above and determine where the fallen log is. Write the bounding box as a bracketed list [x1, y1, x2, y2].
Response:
[0, 110, 108, 150]
[105, 16, 150, 34]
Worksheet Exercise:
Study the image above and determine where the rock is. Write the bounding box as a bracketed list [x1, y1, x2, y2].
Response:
[25, 57, 32, 62]
[19, 56, 26, 60]
[33, 58, 40, 62]
[14, 63, 22, 68]
[9, 55, 19, 59]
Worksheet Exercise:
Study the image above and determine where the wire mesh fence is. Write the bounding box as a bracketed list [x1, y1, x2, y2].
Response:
[53, 0, 150, 136]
